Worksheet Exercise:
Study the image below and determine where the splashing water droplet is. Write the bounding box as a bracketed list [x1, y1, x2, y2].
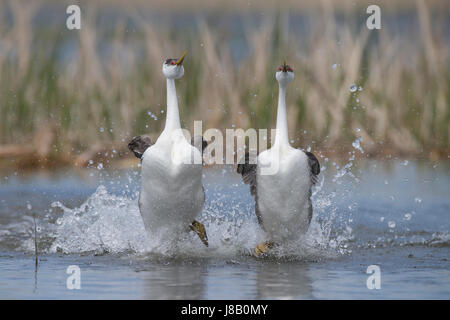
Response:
[99, 127, 104, 133]
[404, 213, 412, 221]
[147, 111, 158, 121]
[350, 84, 357, 92]
[352, 137, 364, 153]
[388, 221, 396, 228]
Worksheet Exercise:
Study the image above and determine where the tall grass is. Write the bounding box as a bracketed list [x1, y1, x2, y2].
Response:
[0, 0, 448, 167]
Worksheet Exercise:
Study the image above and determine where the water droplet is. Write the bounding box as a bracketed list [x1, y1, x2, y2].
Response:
[402, 160, 409, 166]
[404, 213, 412, 221]
[97, 163, 103, 170]
[388, 221, 396, 228]
[352, 137, 364, 153]
[358, 86, 363, 91]
[414, 197, 422, 203]
[99, 127, 104, 133]
[350, 84, 357, 92]
[147, 111, 158, 120]
[380, 217, 385, 222]
[332, 63, 338, 69]
[27, 203, 32, 210]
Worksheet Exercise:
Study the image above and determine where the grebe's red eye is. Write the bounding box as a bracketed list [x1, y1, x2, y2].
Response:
[171, 61, 175, 65]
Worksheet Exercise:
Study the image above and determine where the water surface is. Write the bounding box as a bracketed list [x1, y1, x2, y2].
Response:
[0, 159, 449, 299]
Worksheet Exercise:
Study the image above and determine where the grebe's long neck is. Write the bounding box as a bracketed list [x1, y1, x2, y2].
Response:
[273, 83, 289, 148]
[164, 78, 181, 132]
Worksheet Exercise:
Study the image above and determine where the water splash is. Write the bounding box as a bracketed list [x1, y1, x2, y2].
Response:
[38, 164, 355, 260]
[50, 185, 149, 254]
[147, 111, 158, 121]
[352, 137, 364, 154]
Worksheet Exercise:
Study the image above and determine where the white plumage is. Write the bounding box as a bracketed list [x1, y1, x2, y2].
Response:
[139, 131, 204, 234]
[237, 62, 320, 254]
[257, 146, 312, 243]
[129, 52, 208, 246]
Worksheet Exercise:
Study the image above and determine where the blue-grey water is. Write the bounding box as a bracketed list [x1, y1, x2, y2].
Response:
[0, 159, 449, 299]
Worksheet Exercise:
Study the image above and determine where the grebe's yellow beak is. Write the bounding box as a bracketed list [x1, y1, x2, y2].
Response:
[176, 51, 187, 65]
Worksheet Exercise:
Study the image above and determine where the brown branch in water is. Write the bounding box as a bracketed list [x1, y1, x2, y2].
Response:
[33, 213, 38, 269]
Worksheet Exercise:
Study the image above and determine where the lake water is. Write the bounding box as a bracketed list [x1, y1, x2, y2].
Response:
[0, 158, 449, 299]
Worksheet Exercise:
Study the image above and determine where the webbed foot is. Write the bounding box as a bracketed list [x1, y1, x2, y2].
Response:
[190, 220, 209, 247]
[254, 241, 274, 257]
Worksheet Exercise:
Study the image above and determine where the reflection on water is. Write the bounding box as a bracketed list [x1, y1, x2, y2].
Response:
[256, 262, 312, 299]
[139, 262, 207, 299]
[138, 259, 314, 299]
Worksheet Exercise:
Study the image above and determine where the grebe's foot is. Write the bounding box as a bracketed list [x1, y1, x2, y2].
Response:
[254, 241, 274, 257]
[190, 220, 209, 247]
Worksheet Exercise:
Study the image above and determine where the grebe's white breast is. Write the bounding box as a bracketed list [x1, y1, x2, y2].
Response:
[256, 145, 312, 242]
[139, 131, 204, 234]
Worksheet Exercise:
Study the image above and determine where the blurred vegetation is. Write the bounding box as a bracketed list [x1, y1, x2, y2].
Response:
[0, 0, 448, 168]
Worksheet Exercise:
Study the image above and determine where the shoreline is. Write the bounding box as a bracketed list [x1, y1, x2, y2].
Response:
[0, 144, 447, 172]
